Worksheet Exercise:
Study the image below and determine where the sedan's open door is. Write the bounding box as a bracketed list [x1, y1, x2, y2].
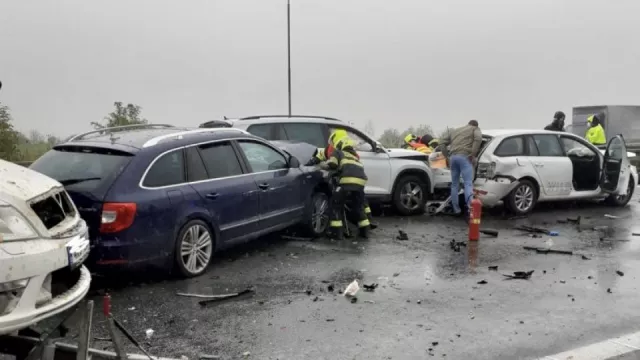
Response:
[600, 135, 631, 194]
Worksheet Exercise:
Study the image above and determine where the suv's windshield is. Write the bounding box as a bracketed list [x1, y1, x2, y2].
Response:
[30, 146, 133, 188]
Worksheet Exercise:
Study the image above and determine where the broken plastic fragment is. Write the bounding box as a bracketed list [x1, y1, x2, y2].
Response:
[145, 329, 154, 339]
[363, 283, 378, 292]
[503, 270, 534, 280]
[343, 280, 360, 297]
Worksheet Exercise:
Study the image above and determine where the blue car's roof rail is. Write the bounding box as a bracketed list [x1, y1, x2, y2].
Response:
[142, 128, 250, 148]
[67, 124, 176, 142]
[239, 115, 342, 122]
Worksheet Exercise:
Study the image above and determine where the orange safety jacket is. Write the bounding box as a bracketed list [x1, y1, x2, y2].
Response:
[410, 142, 432, 154]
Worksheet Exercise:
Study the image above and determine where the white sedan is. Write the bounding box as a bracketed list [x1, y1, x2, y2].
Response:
[0, 160, 91, 335]
[468, 129, 638, 215]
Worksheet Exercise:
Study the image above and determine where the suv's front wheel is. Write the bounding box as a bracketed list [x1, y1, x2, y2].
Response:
[393, 175, 428, 215]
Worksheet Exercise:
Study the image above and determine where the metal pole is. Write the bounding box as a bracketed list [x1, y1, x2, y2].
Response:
[287, 0, 292, 116]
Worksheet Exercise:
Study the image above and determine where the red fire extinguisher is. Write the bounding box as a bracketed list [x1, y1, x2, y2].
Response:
[468, 196, 482, 241]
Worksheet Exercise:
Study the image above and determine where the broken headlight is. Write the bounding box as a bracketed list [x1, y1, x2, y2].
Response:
[0, 203, 38, 242]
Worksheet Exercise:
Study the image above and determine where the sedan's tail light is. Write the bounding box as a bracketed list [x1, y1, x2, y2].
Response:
[100, 203, 137, 233]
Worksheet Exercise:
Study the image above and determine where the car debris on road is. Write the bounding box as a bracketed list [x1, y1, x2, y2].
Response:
[343, 280, 360, 296]
[449, 239, 467, 252]
[396, 230, 409, 240]
[515, 225, 558, 236]
[503, 270, 534, 280]
[191, 289, 255, 306]
[480, 229, 499, 237]
[523, 246, 573, 255]
[363, 283, 378, 292]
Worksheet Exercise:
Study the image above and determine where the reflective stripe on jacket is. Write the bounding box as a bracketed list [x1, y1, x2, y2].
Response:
[315, 147, 328, 162]
[586, 124, 606, 145]
[327, 146, 367, 187]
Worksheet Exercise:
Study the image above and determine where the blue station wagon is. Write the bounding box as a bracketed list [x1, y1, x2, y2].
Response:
[30, 125, 331, 277]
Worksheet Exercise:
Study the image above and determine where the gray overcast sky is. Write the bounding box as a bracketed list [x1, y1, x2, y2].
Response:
[1, 0, 639, 137]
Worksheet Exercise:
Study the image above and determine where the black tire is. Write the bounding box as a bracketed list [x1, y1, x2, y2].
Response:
[392, 175, 428, 216]
[605, 177, 635, 207]
[174, 219, 215, 278]
[505, 179, 538, 216]
[302, 191, 330, 237]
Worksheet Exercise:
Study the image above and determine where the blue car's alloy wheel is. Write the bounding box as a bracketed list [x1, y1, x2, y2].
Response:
[176, 221, 214, 277]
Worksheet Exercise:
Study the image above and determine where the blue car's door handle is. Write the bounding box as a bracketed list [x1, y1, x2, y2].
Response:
[206, 192, 219, 200]
[258, 183, 270, 190]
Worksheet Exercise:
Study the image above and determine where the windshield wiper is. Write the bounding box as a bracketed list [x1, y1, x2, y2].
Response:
[59, 177, 101, 185]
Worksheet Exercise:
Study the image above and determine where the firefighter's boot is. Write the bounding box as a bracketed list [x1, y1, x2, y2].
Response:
[358, 226, 370, 239]
[368, 217, 378, 230]
[328, 227, 344, 240]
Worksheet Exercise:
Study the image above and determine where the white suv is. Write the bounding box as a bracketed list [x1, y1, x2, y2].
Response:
[200, 115, 435, 215]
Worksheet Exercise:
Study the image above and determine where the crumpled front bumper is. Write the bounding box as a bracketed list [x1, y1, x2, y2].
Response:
[0, 266, 91, 335]
[0, 221, 91, 335]
[473, 178, 520, 207]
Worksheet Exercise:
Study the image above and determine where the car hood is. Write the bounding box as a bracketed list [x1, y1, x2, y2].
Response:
[385, 148, 429, 159]
[0, 159, 63, 203]
[271, 140, 318, 164]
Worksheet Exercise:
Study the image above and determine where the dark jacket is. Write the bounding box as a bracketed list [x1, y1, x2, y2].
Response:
[544, 119, 564, 131]
[326, 143, 367, 189]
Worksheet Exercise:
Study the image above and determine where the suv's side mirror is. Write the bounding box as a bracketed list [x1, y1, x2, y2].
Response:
[373, 142, 386, 153]
[288, 156, 300, 168]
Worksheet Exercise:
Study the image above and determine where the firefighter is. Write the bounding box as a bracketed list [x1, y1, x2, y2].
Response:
[403, 133, 431, 154]
[586, 114, 606, 145]
[307, 144, 378, 230]
[420, 134, 440, 153]
[402, 134, 418, 149]
[326, 129, 371, 239]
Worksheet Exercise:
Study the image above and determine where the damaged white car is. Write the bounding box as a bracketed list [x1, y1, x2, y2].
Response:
[0, 159, 91, 335]
[472, 130, 638, 215]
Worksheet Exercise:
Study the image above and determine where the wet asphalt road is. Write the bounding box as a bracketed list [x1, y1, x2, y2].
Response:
[83, 196, 640, 360]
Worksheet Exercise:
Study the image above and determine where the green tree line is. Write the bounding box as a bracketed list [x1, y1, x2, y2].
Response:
[0, 101, 146, 163]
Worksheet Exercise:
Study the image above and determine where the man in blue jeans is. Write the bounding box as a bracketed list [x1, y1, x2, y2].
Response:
[441, 120, 483, 216]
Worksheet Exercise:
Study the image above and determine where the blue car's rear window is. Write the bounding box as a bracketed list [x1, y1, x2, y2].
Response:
[30, 146, 133, 188]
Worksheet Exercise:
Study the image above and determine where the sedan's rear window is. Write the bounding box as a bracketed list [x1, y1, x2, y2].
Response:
[30, 146, 133, 187]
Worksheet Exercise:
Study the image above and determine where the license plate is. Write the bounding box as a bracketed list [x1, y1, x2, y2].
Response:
[66, 229, 90, 269]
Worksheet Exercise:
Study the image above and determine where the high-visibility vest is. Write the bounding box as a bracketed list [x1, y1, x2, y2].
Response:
[585, 124, 606, 145]
[410, 142, 432, 154]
